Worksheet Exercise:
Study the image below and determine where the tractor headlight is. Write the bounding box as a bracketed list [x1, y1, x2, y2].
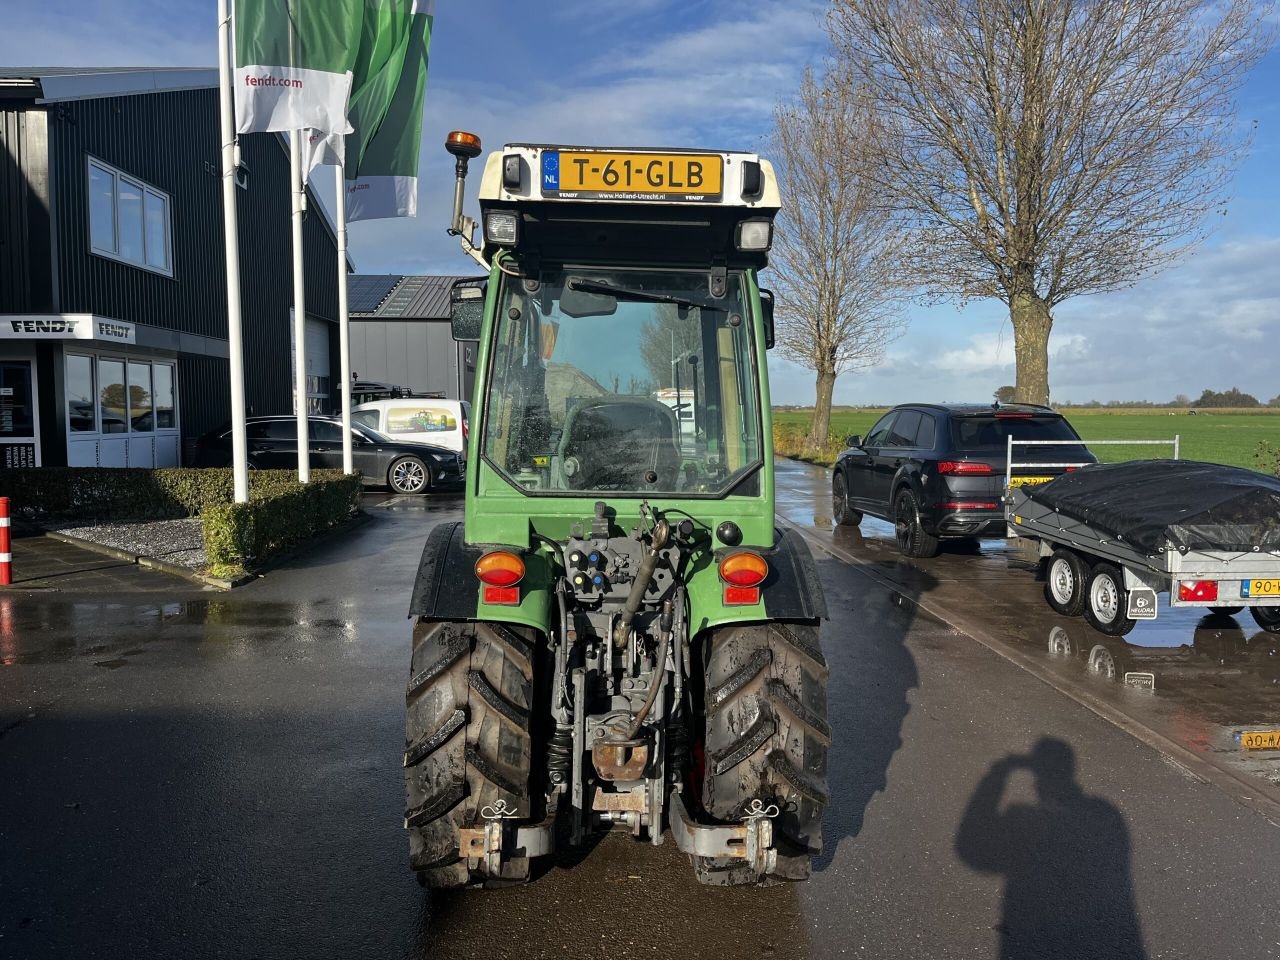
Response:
[735, 218, 773, 252]
[484, 211, 519, 246]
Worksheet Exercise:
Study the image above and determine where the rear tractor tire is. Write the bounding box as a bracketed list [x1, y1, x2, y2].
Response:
[404, 619, 538, 888]
[697, 621, 830, 885]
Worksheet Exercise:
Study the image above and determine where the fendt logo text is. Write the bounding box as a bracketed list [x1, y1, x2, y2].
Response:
[243, 75, 304, 88]
[9, 318, 80, 335]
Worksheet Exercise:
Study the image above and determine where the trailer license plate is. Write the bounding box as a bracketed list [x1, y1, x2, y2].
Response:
[1241, 579, 1280, 597]
[1008, 476, 1053, 488]
[543, 151, 724, 200]
[1239, 730, 1280, 750]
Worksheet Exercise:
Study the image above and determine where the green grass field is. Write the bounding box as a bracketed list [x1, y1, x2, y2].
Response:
[772, 408, 1280, 471]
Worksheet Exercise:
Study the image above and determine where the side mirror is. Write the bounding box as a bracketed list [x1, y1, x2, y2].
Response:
[759, 288, 775, 349]
[846, 435, 861, 448]
[450, 278, 486, 341]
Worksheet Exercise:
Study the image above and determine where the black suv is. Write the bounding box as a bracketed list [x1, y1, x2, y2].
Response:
[832, 403, 1095, 557]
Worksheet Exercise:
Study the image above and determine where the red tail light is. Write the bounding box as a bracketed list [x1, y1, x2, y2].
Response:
[1178, 580, 1219, 602]
[994, 411, 1034, 418]
[939, 501, 999, 510]
[937, 461, 993, 476]
[462, 421, 469, 441]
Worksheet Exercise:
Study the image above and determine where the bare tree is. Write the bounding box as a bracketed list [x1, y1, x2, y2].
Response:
[829, 0, 1273, 405]
[770, 67, 909, 446]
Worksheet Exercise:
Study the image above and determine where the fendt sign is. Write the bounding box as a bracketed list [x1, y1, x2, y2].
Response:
[0, 314, 136, 344]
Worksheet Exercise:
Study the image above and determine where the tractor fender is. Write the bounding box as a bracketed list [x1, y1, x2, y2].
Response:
[760, 526, 829, 621]
[409, 521, 481, 620]
[408, 521, 553, 631]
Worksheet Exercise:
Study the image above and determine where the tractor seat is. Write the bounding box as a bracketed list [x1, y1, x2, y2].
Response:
[559, 397, 681, 490]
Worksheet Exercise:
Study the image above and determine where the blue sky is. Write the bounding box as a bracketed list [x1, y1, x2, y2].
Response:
[4, 0, 1277, 405]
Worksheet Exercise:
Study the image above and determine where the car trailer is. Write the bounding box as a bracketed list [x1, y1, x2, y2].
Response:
[1003, 442, 1280, 637]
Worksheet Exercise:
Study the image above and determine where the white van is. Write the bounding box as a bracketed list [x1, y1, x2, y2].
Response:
[352, 398, 471, 454]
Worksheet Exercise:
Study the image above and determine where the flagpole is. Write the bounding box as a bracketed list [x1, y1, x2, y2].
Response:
[217, 0, 249, 504]
[335, 165, 354, 475]
[289, 129, 311, 483]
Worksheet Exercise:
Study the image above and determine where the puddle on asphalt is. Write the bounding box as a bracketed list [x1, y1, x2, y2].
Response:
[0, 596, 362, 666]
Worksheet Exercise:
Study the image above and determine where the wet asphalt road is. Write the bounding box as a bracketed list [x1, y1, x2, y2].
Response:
[2, 478, 1280, 959]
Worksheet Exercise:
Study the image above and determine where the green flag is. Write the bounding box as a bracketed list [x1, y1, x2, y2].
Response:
[301, 0, 415, 181]
[233, 0, 365, 134]
[345, 0, 434, 221]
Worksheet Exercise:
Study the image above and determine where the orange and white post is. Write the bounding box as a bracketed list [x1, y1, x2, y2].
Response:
[0, 497, 11, 586]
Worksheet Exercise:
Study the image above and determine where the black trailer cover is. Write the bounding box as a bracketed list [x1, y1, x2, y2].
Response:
[1024, 460, 1280, 553]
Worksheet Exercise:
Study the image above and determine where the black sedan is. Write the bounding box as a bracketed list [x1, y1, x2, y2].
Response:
[193, 416, 463, 494]
[832, 403, 1095, 557]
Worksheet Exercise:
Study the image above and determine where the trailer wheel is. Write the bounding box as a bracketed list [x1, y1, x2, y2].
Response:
[1251, 606, 1280, 633]
[696, 621, 829, 885]
[1083, 563, 1136, 637]
[832, 472, 862, 526]
[404, 619, 537, 888]
[1044, 549, 1089, 617]
[893, 489, 940, 559]
[1209, 606, 1244, 617]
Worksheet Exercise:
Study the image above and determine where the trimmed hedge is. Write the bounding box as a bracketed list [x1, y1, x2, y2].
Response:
[0, 467, 348, 522]
[202, 473, 362, 568]
[0, 467, 362, 573]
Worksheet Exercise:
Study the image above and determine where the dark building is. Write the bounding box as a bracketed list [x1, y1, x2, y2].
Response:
[348, 274, 477, 402]
[0, 67, 343, 468]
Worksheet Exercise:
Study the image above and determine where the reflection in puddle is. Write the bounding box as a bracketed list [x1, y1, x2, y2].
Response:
[0, 595, 362, 666]
[1042, 618, 1279, 699]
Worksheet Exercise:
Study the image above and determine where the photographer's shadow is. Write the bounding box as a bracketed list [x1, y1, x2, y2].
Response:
[955, 738, 1147, 960]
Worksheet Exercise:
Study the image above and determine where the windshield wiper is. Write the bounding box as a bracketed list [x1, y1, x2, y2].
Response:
[566, 278, 723, 312]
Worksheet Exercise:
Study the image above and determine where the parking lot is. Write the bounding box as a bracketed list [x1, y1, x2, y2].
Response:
[2, 472, 1279, 959]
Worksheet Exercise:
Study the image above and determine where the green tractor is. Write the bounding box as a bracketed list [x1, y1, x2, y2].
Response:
[404, 133, 830, 887]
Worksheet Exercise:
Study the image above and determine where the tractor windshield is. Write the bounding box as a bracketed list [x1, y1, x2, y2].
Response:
[480, 267, 763, 496]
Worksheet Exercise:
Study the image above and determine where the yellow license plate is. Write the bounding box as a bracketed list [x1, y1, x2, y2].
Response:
[1008, 476, 1053, 488]
[548, 151, 723, 201]
[1242, 579, 1280, 597]
[1239, 730, 1280, 750]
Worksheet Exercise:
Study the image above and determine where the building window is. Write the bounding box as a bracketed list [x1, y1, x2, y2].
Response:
[128, 361, 153, 432]
[86, 158, 173, 276]
[98, 358, 127, 434]
[71, 355, 179, 437]
[154, 364, 175, 429]
[66, 354, 96, 432]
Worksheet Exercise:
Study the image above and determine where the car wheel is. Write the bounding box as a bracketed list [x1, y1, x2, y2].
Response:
[1044, 549, 1089, 617]
[389, 456, 430, 495]
[1251, 605, 1280, 633]
[832, 471, 862, 527]
[893, 489, 940, 559]
[1208, 606, 1244, 617]
[1087, 644, 1118, 681]
[1083, 563, 1136, 636]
